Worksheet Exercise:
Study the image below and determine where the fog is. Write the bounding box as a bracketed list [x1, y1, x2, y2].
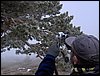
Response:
[1, 48, 41, 68]
[1, 48, 43, 75]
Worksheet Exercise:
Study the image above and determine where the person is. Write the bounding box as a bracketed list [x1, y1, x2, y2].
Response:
[35, 34, 99, 75]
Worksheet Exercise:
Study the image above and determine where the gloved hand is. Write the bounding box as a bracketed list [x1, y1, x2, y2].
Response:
[46, 42, 60, 58]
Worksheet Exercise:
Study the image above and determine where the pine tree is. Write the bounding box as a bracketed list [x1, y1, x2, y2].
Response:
[1, 1, 83, 56]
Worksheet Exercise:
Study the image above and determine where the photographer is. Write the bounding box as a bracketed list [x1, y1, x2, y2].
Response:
[35, 34, 99, 75]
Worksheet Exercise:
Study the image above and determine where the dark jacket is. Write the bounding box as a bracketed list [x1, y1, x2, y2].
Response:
[35, 54, 55, 75]
[35, 54, 99, 75]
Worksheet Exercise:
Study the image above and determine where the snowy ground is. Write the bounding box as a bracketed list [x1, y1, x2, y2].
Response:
[1, 57, 42, 75]
[1, 50, 42, 75]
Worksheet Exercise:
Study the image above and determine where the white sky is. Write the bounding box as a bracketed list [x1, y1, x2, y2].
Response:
[60, 1, 99, 39]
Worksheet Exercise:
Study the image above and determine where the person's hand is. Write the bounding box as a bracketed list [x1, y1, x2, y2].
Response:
[46, 42, 60, 58]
